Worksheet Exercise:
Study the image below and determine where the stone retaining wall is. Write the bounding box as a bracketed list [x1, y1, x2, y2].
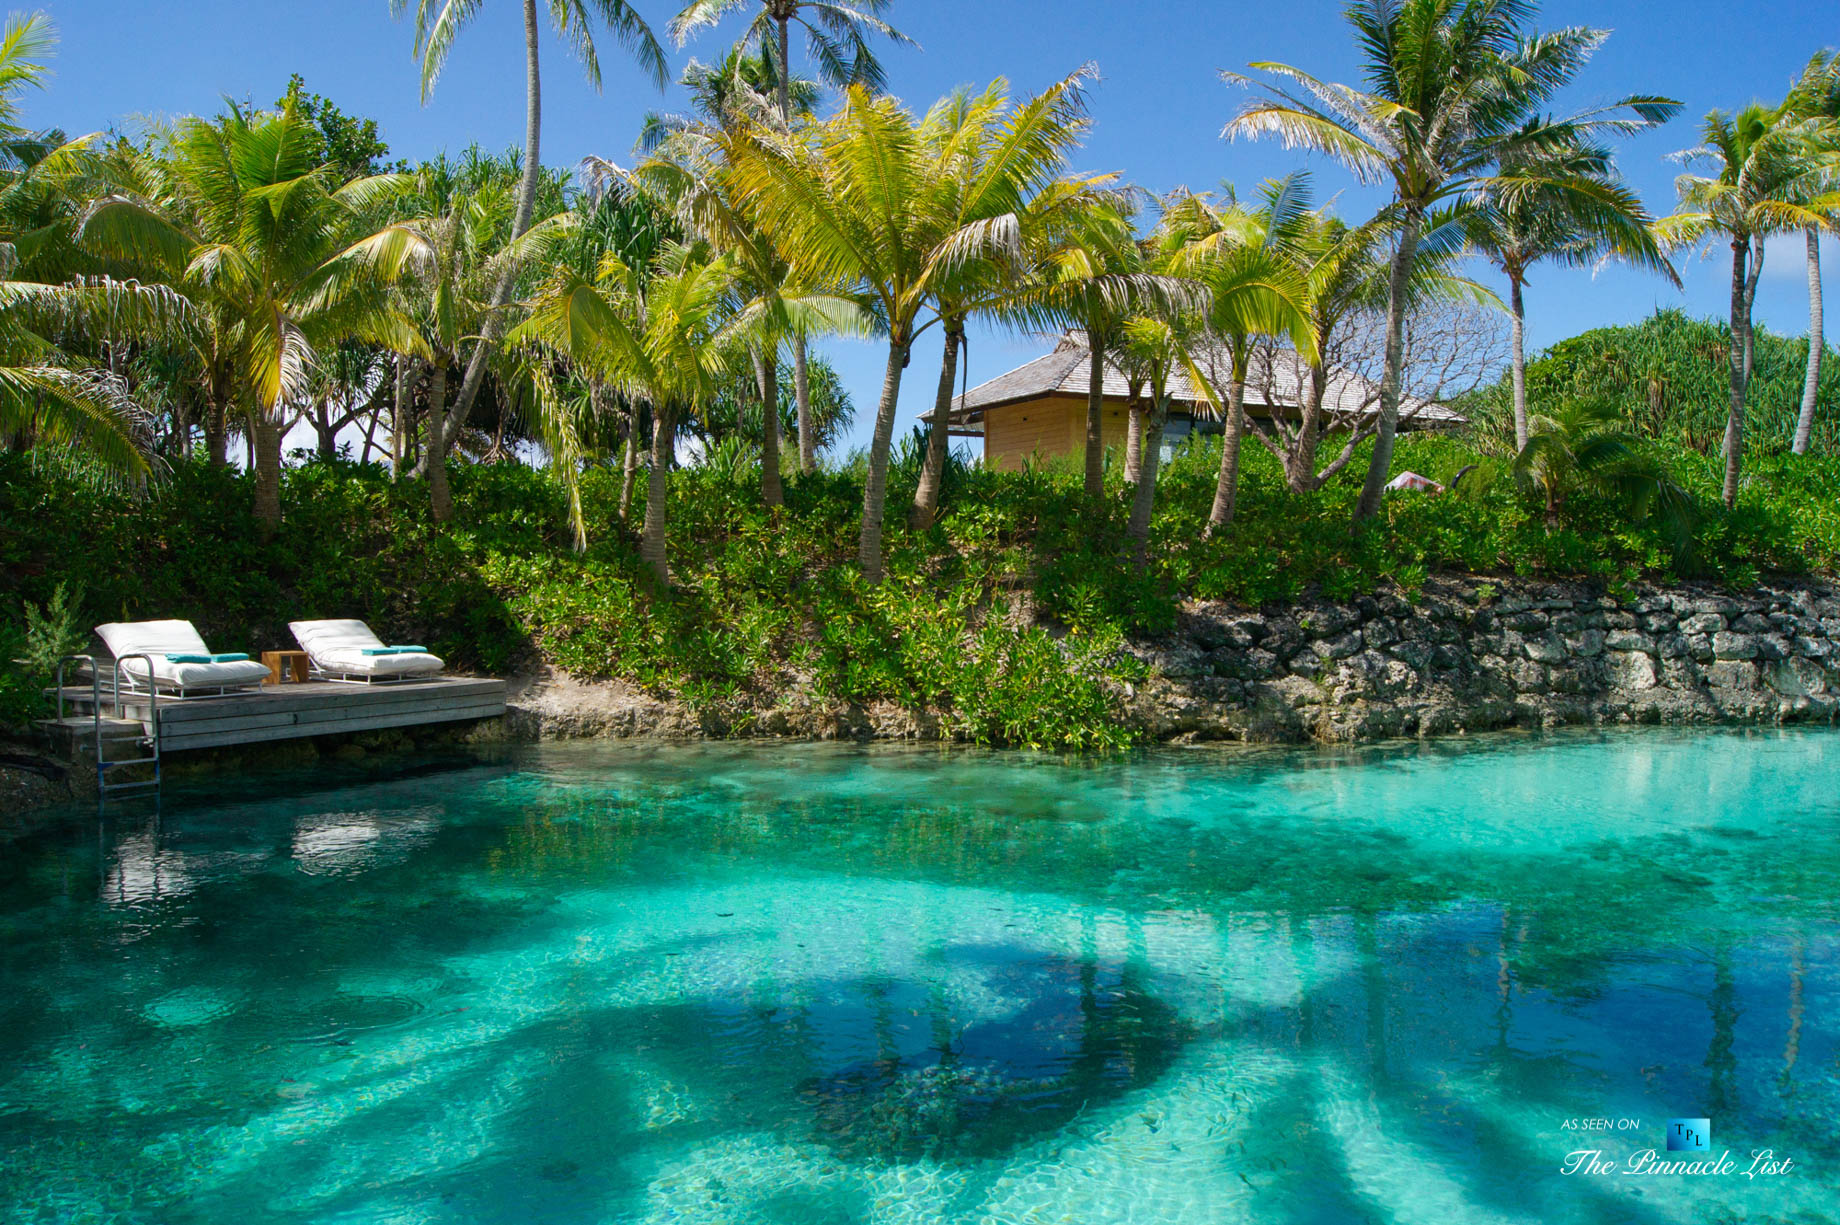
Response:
[1126, 577, 1840, 743]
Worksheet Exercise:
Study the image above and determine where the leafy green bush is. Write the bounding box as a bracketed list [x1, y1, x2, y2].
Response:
[1, 414, 1835, 740]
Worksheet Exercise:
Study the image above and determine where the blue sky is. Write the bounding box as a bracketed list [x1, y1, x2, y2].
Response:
[41, 0, 1840, 452]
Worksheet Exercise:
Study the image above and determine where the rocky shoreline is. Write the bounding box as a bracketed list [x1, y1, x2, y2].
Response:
[6, 575, 1837, 820]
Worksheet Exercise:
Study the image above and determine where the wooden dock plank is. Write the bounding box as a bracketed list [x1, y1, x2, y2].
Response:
[57, 676, 506, 753]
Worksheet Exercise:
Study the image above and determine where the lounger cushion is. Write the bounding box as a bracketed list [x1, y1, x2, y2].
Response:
[289, 619, 445, 678]
[95, 620, 272, 690]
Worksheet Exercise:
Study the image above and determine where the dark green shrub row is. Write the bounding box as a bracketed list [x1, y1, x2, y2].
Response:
[2, 424, 1835, 746]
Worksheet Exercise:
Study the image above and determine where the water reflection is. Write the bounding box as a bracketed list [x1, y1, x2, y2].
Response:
[0, 729, 1835, 1223]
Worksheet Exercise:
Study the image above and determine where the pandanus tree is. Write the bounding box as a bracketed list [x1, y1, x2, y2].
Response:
[1225, 0, 1678, 522]
[78, 103, 423, 526]
[1658, 105, 1838, 506]
[1467, 139, 1678, 451]
[388, 0, 666, 467]
[670, 0, 911, 474]
[1783, 52, 1840, 455]
[727, 79, 1098, 581]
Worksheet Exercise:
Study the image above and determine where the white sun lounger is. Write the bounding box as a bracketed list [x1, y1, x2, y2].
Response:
[288, 619, 445, 684]
[94, 620, 273, 697]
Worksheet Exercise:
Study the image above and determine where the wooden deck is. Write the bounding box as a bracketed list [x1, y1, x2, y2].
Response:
[52, 676, 506, 753]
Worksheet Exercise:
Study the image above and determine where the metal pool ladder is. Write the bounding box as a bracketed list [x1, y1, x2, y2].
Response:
[54, 654, 161, 795]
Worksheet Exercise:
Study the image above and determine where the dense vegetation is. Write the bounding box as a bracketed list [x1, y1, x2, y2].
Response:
[4, 0, 1839, 750]
[7, 369, 1837, 746]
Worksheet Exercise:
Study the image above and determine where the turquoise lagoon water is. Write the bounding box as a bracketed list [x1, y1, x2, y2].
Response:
[2, 728, 1839, 1223]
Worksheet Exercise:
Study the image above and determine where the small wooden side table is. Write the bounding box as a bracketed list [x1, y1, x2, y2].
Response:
[262, 649, 310, 685]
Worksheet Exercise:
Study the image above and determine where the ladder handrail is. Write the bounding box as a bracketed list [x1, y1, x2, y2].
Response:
[105, 653, 161, 795]
[54, 653, 97, 724]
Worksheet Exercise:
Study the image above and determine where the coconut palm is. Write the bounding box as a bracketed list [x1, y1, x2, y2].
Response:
[1468, 142, 1678, 451]
[516, 242, 757, 581]
[1508, 397, 1690, 535]
[908, 74, 1119, 529]
[727, 80, 1097, 581]
[1225, 0, 1678, 521]
[0, 275, 183, 478]
[389, 0, 666, 467]
[78, 103, 423, 526]
[1784, 51, 1840, 455]
[1028, 196, 1146, 496]
[1658, 105, 1838, 506]
[632, 50, 823, 508]
[669, 0, 912, 474]
[1159, 178, 1316, 535]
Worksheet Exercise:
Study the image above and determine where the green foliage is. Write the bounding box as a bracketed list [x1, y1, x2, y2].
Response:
[1469, 308, 1840, 455]
[276, 74, 402, 177]
[0, 579, 87, 731]
[4, 417, 1838, 739]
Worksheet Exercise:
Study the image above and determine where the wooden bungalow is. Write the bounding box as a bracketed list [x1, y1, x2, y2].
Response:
[930, 332, 1465, 471]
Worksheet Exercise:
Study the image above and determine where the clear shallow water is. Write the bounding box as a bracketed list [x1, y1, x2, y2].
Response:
[2, 730, 1838, 1224]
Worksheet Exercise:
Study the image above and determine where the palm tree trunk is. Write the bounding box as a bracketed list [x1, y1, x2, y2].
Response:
[910, 328, 959, 529]
[858, 339, 908, 582]
[1795, 226, 1823, 455]
[1509, 272, 1530, 452]
[1354, 208, 1423, 522]
[641, 403, 674, 584]
[1125, 395, 1166, 566]
[1122, 393, 1143, 485]
[391, 354, 411, 478]
[251, 411, 283, 529]
[1742, 236, 1764, 387]
[793, 334, 814, 473]
[619, 404, 639, 522]
[1723, 236, 1750, 509]
[1083, 332, 1106, 496]
[1291, 359, 1328, 493]
[775, 15, 792, 122]
[1203, 364, 1248, 537]
[427, 362, 452, 522]
[442, 0, 543, 451]
[754, 347, 783, 507]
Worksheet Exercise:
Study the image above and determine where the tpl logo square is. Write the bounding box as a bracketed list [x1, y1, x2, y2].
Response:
[1667, 1118, 1711, 1152]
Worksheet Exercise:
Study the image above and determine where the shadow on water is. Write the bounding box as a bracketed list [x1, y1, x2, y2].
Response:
[0, 726, 1837, 1221]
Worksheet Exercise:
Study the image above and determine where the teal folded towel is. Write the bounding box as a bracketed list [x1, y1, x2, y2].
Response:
[164, 652, 250, 664]
[360, 645, 428, 656]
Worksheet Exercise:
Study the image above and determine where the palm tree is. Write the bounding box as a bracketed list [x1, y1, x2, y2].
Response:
[355, 156, 515, 517]
[1784, 52, 1840, 456]
[388, 0, 666, 469]
[908, 74, 1117, 529]
[633, 49, 823, 508]
[727, 81, 1093, 582]
[1225, 0, 1677, 521]
[1508, 397, 1690, 535]
[0, 275, 182, 478]
[1159, 179, 1316, 535]
[1468, 143, 1678, 451]
[79, 103, 424, 526]
[1659, 105, 1836, 506]
[517, 242, 755, 581]
[670, 0, 912, 474]
[0, 12, 183, 479]
[1032, 197, 1146, 497]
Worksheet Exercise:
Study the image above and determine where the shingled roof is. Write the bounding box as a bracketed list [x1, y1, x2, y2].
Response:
[929, 332, 1465, 429]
